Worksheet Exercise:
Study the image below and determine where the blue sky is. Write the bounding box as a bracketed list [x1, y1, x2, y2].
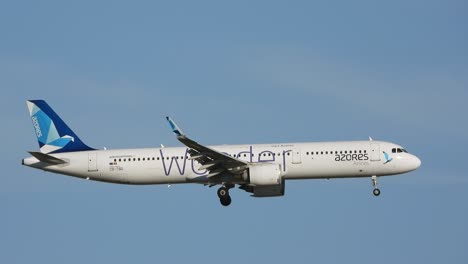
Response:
[1, 1, 467, 263]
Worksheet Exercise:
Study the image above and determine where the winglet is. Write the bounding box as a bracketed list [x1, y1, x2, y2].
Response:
[166, 117, 184, 137]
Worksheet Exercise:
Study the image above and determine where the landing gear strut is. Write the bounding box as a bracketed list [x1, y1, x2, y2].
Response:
[217, 184, 234, 206]
[371, 175, 381, 196]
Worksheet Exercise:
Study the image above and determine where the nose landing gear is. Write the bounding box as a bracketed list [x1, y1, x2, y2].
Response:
[217, 184, 234, 206]
[373, 188, 381, 196]
[371, 175, 381, 196]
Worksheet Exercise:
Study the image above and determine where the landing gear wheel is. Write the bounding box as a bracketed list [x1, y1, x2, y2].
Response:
[220, 196, 232, 206]
[371, 176, 381, 196]
[217, 185, 234, 206]
[373, 188, 381, 196]
[217, 187, 228, 199]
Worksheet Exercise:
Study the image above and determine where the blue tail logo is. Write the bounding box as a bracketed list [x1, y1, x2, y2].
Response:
[27, 100, 94, 153]
[383, 151, 393, 164]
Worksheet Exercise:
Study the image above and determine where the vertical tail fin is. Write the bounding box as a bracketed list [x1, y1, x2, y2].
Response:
[27, 100, 94, 153]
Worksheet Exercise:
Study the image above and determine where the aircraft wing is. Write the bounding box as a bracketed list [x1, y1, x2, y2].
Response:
[166, 117, 248, 177]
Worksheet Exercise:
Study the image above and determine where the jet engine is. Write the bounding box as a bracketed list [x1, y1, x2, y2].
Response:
[240, 163, 285, 197]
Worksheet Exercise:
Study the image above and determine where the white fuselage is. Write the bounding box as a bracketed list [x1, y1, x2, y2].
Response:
[23, 140, 421, 185]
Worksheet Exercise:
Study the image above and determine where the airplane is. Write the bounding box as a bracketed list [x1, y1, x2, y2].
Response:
[22, 100, 421, 206]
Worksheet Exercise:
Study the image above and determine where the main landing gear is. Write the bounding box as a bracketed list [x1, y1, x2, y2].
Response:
[217, 184, 234, 206]
[371, 175, 381, 196]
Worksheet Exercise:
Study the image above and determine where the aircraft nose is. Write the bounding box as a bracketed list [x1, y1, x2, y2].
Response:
[411, 155, 421, 171]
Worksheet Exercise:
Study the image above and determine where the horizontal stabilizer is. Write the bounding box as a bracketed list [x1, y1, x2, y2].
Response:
[28, 151, 68, 165]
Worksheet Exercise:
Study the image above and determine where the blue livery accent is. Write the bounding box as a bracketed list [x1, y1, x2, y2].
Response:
[27, 100, 94, 153]
[166, 116, 184, 136]
[383, 151, 393, 164]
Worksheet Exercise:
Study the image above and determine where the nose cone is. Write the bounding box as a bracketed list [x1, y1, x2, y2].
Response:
[410, 155, 421, 171]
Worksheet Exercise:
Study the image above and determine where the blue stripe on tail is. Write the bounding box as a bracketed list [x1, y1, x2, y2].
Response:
[27, 100, 94, 153]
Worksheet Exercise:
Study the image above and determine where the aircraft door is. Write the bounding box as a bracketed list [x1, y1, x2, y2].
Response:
[88, 152, 98, 172]
[292, 148, 302, 164]
[370, 143, 381, 161]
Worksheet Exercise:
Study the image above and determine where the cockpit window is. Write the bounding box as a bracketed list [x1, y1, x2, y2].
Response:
[393, 147, 408, 153]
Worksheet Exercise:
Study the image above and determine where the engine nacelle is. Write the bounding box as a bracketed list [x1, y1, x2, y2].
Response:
[248, 163, 282, 185]
[246, 163, 284, 197]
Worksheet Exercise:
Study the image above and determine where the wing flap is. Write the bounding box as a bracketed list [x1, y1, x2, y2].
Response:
[199, 161, 221, 171]
[206, 168, 226, 178]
